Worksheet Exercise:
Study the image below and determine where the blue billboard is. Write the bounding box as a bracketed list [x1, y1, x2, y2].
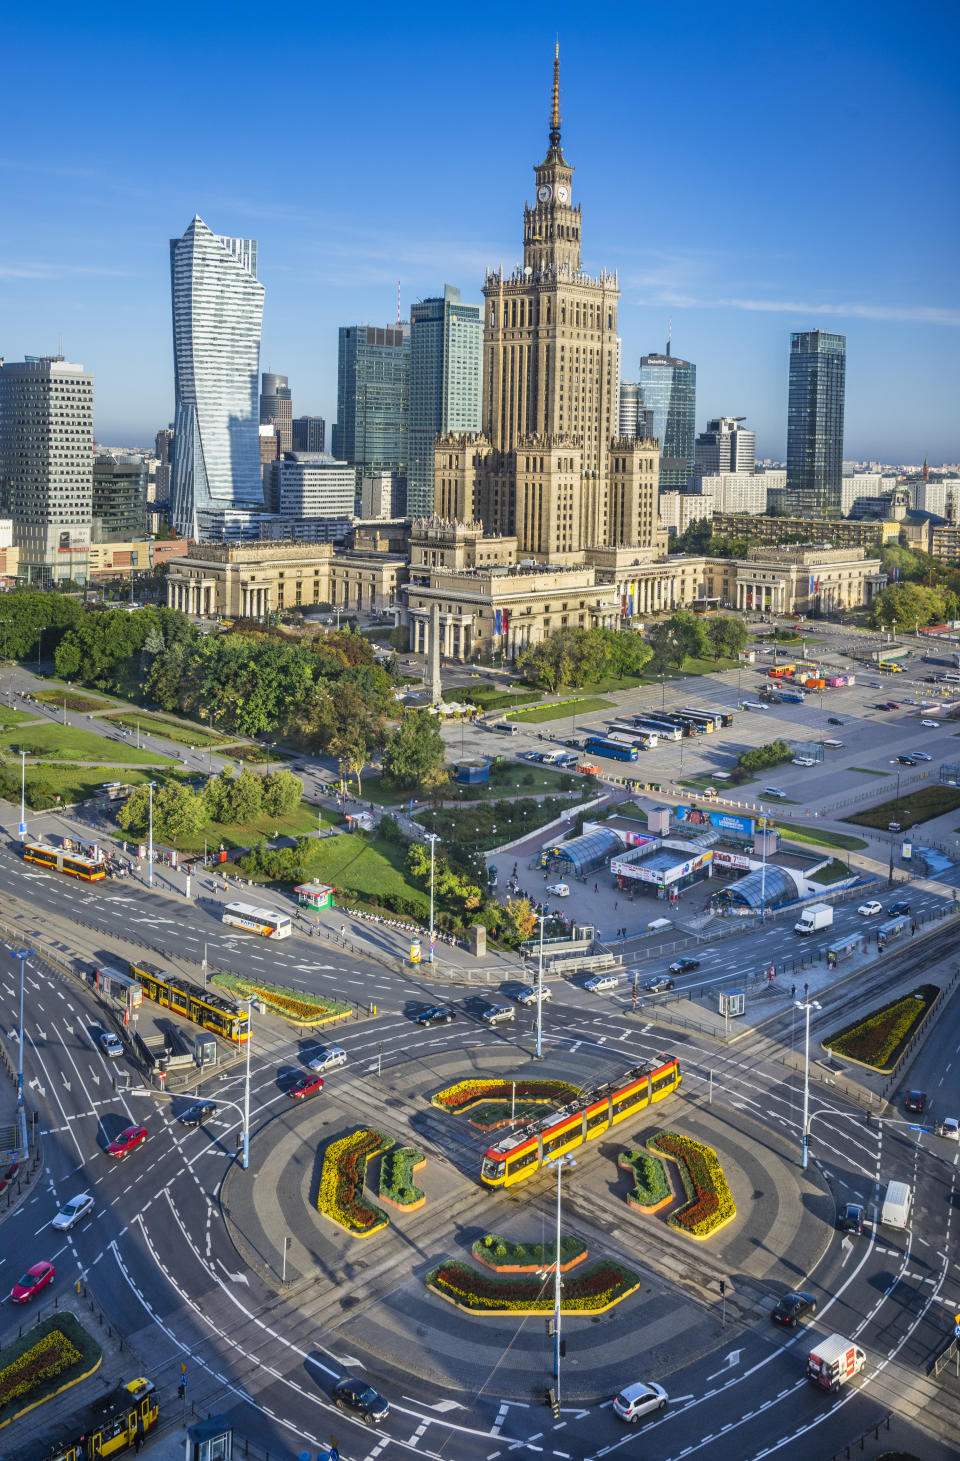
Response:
[677, 805, 754, 836]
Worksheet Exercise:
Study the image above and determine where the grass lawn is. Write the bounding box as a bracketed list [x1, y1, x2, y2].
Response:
[365, 762, 583, 807]
[101, 711, 229, 746]
[849, 766, 891, 776]
[144, 801, 338, 855]
[0, 706, 33, 728]
[297, 833, 427, 913]
[772, 819, 868, 851]
[616, 801, 647, 821]
[575, 674, 645, 694]
[419, 792, 587, 850]
[229, 743, 292, 763]
[507, 696, 615, 723]
[34, 690, 115, 712]
[0, 723, 171, 764]
[643, 656, 740, 679]
[809, 857, 853, 884]
[457, 687, 542, 712]
[845, 784, 960, 831]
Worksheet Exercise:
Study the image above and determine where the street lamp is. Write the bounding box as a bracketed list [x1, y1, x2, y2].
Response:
[19, 748, 27, 839]
[426, 832, 439, 963]
[543, 1155, 576, 1409]
[11, 947, 34, 1157]
[796, 993, 821, 1169]
[759, 815, 768, 923]
[536, 913, 547, 1060]
[147, 780, 157, 888]
[242, 994, 254, 1169]
[35, 627, 46, 668]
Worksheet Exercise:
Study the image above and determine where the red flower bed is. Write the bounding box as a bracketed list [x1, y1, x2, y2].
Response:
[429, 1259, 638, 1313]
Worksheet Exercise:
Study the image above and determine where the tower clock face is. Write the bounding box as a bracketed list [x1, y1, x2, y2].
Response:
[557, 185, 569, 202]
[537, 184, 552, 203]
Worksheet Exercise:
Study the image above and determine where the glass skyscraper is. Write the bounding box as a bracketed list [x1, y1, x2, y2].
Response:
[408, 285, 483, 519]
[786, 330, 846, 518]
[638, 347, 696, 489]
[333, 324, 410, 490]
[170, 217, 265, 538]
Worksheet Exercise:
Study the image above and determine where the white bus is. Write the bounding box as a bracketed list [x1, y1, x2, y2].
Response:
[222, 902, 293, 939]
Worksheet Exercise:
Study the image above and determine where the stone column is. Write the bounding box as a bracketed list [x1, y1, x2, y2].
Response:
[428, 602, 442, 705]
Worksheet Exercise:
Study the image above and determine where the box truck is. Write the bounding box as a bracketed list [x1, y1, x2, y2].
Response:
[806, 1333, 866, 1391]
[880, 1180, 912, 1228]
[795, 903, 834, 935]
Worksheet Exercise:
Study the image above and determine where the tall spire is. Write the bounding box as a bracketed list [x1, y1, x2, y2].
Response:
[549, 42, 561, 149]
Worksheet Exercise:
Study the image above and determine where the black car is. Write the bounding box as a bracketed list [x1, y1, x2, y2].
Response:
[897, 755, 918, 766]
[827, 717, 844, 726]
[905, 1090, 927, 1114]
[416, 1005, 456, 1027]
[771, 1290, 817, 1327]
[668, 957, 701, 975]
[332, 1377, 390, 1423]
[645, 975, 675, 993]
[888, 900, 911, 916]
[177, 1100, 218, 1127]
[837, 1202, 864, 1235]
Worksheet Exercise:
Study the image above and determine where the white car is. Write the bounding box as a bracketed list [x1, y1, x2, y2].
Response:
[910, 750, 932, 761]
[99, 1032, 123, 1058]
[941, 1117, 959, 1141]
[308, 1046, 347, 1072]
[762, 787, 787, 799]
[858, 901, 882, 916]
[921, 719, 941, 728]
[515, 984, 553, 1006]
[546, 882, 570, 897]
[52, 1192, 95, 1231]
[585, 972, 619, 993]
[792, 757, 816, 767]
[613, 1381, 669, 1423]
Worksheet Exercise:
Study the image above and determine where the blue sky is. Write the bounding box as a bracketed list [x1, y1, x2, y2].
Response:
[2, 0, 958, 462]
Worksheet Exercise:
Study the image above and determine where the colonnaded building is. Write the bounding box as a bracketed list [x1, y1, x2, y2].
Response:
[165, 54, 885, 655]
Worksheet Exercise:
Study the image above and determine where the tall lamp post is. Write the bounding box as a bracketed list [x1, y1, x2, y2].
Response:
[147, 780, 157, 888]
[426, 832, 439, 962]
[544, 1155, 576, 1412]
[796, 992, 821, 1169]
[36, 627, 46, 668]
[12, 947, 34, 1157]
[241, 994, 254, 1169]
[759, 815, 768, 923]
[536, 913, 547, 1060]
[19, 748, 27, 839]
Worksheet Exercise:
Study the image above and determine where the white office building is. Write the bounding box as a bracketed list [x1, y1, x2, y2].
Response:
[170, 217, 265, 538]
[698, 470, 784, 515]
[658, 488, 714, 535]
[913, 478, 960, 519]
[841, 471, 897, 516]
[270, 455, 355, 519]
[694, 417, 756, 478]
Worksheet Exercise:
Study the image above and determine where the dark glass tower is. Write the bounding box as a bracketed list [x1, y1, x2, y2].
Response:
[638, 346, 696, 489]
[786, 330, 846, 518]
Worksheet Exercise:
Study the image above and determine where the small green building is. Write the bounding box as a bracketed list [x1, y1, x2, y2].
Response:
[294, 881, 335, 911]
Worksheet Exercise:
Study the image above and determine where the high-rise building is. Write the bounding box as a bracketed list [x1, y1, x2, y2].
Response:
[433, 49, 662, 557]
[361, 471, 406, 520]
[408, 285, 483, 519]
[260, 372, 293, 453]
[785, 329, 846, 517]
[638, 345, 697, 490]
[92, 454, 148, 541]
[618, 382, 655, 440]
[265, 454, 355, 519]
[0, 355, 93, 583]
[333, 324, 410, 486]
[169, 217, 265, 538]
[154, 426, 174, 504]
[694, 417, 756, 479]
[292, 416, 325, 453]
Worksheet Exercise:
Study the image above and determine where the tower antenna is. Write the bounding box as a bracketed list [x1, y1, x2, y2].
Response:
[549, 41, 561, 148]
[666, 319, 672, 357]
[397, 280, 401, 326]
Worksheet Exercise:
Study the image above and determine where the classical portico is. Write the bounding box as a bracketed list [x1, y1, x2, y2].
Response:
[167, 578, 218, 617]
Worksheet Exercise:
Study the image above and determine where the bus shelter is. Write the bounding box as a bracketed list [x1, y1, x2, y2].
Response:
[877, 915, 909, 947]
[94, 964, 143, 1013]
[825, 931, 865, 969]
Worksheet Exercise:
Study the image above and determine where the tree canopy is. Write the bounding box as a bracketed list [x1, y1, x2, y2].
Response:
[868, 582, 959, 631]
[518, 625, 652, 691]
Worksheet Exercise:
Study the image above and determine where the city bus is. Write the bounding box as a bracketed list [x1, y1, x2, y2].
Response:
[22, 841, 106, 881]
[222, 902, 293, 938]
[631, 716, 682, 741]
[767, 664, 796, 679]
[665, 712, 710, 734]
[583, 736, 639, 763]
[679, 706, 722, 732]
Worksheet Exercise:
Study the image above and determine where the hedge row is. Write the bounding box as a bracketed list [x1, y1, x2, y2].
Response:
[426, 1258, 640, 1314]
[619, 1148, 672, 1210]
[822, 983, 940, 1072]
[378, 1146, 426, 1209]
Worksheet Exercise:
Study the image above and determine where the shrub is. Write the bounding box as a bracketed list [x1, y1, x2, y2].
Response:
[432, 1078, 581, 1114]
[619, 1148, 672, 1209]
[379, 1145, 426, 1208]
[211, 974, 349, 1025]
[427, 1259, 639, 1313]
[822, 984, 939, 1072]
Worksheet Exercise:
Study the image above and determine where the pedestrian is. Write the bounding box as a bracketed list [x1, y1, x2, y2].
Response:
[594, 883, 599, 893]
[134, 1426, 143, 1454]
[614, 900, 618, 910]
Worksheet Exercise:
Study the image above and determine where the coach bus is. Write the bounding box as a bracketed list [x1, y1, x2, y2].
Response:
[679, 706, 722, 732]
[583, 736, 639, 763]
[607, 723, 658, 749]
[22, 841, 106, 881]
[480, 1056, 681, 1188]
[637, 714, 699, 738]
[222, 902, 293, 938]
[631, 716, 682, 741]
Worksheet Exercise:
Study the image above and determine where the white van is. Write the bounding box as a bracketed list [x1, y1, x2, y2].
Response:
[646, 917, 673, 933]
[880, 1180, 912, 1229]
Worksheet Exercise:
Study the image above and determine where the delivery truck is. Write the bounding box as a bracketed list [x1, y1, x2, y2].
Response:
[880, 1180, 912, 1229]
[806, 1333, 866, 1392]
[794, 903, 834, 935]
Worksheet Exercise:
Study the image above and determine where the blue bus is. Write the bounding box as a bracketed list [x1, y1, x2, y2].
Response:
[584, 736, 639, 763]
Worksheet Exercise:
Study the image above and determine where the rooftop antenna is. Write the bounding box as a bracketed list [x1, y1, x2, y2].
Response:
[58, 333, 63, 359]
[397, 280, 401, 326]
[666, 319, 672, 357]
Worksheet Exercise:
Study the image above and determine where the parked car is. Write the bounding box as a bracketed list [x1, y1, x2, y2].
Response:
[792, 757, 817, 767]
[836, 1203, 865, 1235]
[288, 1073, 324, 1101]
[827, 717, 844, 726]
[904, 1090, 927, 1114]
[771, 1290, 818, 1327]
[857, 901, 882, 916]
[875, 703, 892, 711]
[612, 1380, 669, 1423]
[921, 719, 941, 727]
[910, 750, 932, 761]
[416, 1005, 456, 1027]
[762, 787, 788, 799]
[886, 701, 901, 710]
[888, 900, 911, 916]
[332, 1377, 390, 1423]
[545, 882, 570, 897]
[106, 1125, 148, 1159]
[668, 957, 701, 975]
[481, 1003, 515, 1026]
[177, 1100, 218, 1127]
[645, 975, 675, 993]
[585, 972, 619, 993]
[308, 1046, 348, 1073]
[11, 1261, 55, 1303]
[99, 1032, 123, 1058]
[514, 984, 552, 1006]
[52, 1193, 94, 1231]
[896, 755, 918, 766]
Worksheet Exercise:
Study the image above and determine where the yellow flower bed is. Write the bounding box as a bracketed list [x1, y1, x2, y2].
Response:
[212, 974, 349, 1025]
[432, 1078, 580, 1114]
[0, 1330, 82, 1409]
[648, 1131, 736, 1240]
[317, 1128, 393, 1236]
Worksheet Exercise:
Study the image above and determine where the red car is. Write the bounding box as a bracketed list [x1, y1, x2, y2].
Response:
[106, 1125, 148, 1159]
[11, 1261, 55, 1303]
[288, 1073, 324, 1101]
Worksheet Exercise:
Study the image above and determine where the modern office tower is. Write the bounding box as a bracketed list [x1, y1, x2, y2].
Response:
[638, 344, 697, 489]
[333, 324, 410, 487]
[169, 216, 265, 538]
[260, 372, 293, 453]
[0, 355, 93, 583]
[785, 329, 846, 517]
[618, 382, 655, 440]
[266, 455, 355, 519]
[92, 454, 148, 541]
[361, 470, 406, 519]
[694, 417, 756, 478]
[408, 285, 483, 518]
[154, 426, 174, 503]
[292, 415, 325, 453]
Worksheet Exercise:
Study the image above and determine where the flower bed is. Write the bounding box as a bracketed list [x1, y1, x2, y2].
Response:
[648, 1131, 736, 1239]
[317, 1128, 394, 1236]
[378, 1146, 426, 1211]
[426, 1258, 639, 1314]
[0, 1313, 102, 1429]
[431, 1078, 581, 1116]
[619, 1148, 673, 1213]
[821, 984, 940, 1073]
[471, 1233, 587, 1274]
[212, 973, 350, 1026]
[0, 1161, 18, 1196]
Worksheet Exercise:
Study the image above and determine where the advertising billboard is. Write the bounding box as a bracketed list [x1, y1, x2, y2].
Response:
[676, 805, 754, 836]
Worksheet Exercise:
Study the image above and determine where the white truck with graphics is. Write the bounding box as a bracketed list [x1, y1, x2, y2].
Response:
[806, 1333, 866, 1392]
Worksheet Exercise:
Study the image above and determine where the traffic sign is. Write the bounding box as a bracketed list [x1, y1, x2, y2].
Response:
[18, 823, 26, 838]
[954, 1323, 960, 1339]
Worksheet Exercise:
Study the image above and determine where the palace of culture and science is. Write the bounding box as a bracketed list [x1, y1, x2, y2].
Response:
[165, 53, 884, 655]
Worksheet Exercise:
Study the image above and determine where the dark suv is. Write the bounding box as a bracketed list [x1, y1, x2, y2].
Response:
[837, 1202, 864, 1235]
[905, 1090, 927, 1114]
[888, 900, 911, 916]
[332, 1377, 389, 1423]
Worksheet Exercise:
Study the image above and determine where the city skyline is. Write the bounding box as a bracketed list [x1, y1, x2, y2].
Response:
[2, 2, 958, 462]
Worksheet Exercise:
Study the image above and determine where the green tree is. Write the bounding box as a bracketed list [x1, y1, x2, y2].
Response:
[331, 732, 368, 796]
[261, 768, 304, 817]
[669, 609, 711, 662]
[117, 782, 205, 841]
[503, 898, 537, 945]
[646, 622, 685, 670]
[204, 767, 264, 824]
[706, 615, 750, 661]
[869, 582, 957, 631]
[381, 710, 446, 790]
[738, 739, 792, 773]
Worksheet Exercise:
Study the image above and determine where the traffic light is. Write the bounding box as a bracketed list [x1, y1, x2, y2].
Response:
[547, 1387, 560, 1418]
[559, 1339, 566, 1358]
[177, 1383, 185, 1400]
[719, 1279, 726, 1296]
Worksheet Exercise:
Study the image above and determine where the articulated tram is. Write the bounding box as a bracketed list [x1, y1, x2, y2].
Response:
[480, 1056, 682, 1187]
[40, 1377, 158, 1461]
[22, 841, 106, 881]
[128, 958, 249, 1043]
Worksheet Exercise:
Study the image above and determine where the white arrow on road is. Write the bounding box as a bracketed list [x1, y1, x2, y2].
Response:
[840, 1237, 855, 1266]
[35, 1027, 46, 1042]
[28, 1077, 46, 1097]
[216, 1260, 249, 1285]
[62, 1080, 71, 1093]
[400, 1395, 466, 1413]
[706, 1350, 742, 1381]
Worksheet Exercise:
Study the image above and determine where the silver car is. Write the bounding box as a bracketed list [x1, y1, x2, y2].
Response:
[308, 1046, 348, 1072]
[52, 1192, 95, 1231]
[482, 1004, 515, 1025]
[586, 972, 619, 993]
